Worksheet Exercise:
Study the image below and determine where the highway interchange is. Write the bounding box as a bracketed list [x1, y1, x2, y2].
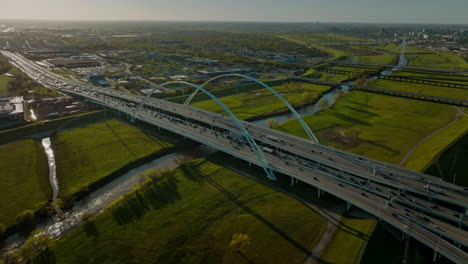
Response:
[2, 51, 467, 263]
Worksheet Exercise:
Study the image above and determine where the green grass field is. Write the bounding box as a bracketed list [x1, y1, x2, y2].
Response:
[191, 82, 331, 119]
[320, 217, 376, 264]
[276, 33, 364, 45]
[359, 53, 396, 64]
[303, 68, 351, 83]
[277, 91, 458, 164]
[50, 159, 327, 264]
[314, 45, 350, 60]
[0, 67, 21, 96]
[53, 120, 173, 197]
[404, 114, 468, 172]
[392, 70, 468, 84]
[367, 79, 468, 100]
[0, 139, 51, 228]
[0, 110, 108, 145]
[407, 52, 468, 68]
[332, 65, 379, 73]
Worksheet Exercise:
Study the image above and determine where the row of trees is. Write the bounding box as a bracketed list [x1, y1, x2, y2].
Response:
[7, 74, 60, 98]
[0, 55, 13, 75]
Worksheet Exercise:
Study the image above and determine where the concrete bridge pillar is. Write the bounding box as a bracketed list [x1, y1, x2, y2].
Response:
[346, 202, 352, 212]
[317, 189, 323, 199]
[290, 177, 298, 186]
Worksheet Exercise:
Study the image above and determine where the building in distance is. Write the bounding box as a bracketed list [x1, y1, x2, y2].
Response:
[88, 72, 111, 87]
[46, 58, 101, 68]
[0, 96, 24, 121]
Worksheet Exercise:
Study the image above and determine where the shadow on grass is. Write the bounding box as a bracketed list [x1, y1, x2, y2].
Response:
[365, 140, 400, 154]
[210, 154, 373, 242]
[111, 177, 181, 225]
[105, 121, 137, 159]
[83, 220, 100, 238]
[30, 248, 56, 264]
[343, 106, 379, 117]
[347, 100, 376, 109]
[183, 164, 332, 264]
[330, 112, 371, 126]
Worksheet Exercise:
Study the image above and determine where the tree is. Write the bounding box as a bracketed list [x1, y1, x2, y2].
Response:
[20, 230, 52, 261]
[266, 118, 279, 129]
[3, 249, 20, 264]
[81, 213, 93, 223]
[304, 94, 315, 104]
[81, 214, 99, 238]
[16, 210, 35, 229]
[229, 233, 251, 259]
[316, 98, 329, 112]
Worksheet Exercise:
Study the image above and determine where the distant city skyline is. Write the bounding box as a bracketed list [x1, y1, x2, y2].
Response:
[0, 0, 467, 24]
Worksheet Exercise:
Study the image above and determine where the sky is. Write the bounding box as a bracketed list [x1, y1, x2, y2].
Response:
[0, 0, 466, 24]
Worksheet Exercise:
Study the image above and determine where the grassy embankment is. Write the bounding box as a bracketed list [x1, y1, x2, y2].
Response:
[331, 65, 379, 74]
[392, 70, 468, 84]
[302, 67, 350, 82]
[407, 52, 468, 68]
[278, 92, 459, 164]
[0, 110, 108, 145]
[0, 139, 51, 228]
[0, 55, 59, 98]
[277, 91, 466, 262]
[163, 79, 293, 104]
[0, 67, 21, 96]
[367, 79, 468, 100]
[50, 159, 327, 264]
[424, 132, 468, 187]
[319, 217, 376, 264]
[404, 113, 468, 173]
[53, 119, 173, 197]
[191, 82, 331, 120]
[275, 33, 361, 61]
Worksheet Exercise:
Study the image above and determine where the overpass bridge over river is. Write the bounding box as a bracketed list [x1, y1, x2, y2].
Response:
[2, 51, 468, 263]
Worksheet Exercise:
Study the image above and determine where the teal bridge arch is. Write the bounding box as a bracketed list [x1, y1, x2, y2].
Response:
[132, 80, 277, 180]
[184, 74, 319, 143]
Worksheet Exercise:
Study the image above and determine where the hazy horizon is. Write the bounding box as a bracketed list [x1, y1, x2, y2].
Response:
[0, 0, 467, 24]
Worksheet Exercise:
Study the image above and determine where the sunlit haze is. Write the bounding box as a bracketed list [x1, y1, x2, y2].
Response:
[0, 0, 467, 24]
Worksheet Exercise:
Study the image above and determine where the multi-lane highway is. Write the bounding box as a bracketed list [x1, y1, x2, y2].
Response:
[2, 51, 467, 263]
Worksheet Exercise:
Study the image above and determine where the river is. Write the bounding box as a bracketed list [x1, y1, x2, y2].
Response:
[252, 55, 408, 128]
[3, 152, 194, 251]
[251, 86, 350, 127]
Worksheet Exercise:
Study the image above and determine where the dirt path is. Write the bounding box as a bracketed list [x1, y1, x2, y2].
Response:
[304, 212, 342, 264]
[399, 107, 463, 166]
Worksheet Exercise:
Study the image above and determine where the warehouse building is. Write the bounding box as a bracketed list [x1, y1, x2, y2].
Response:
[88, 72, 111, 87]
[47, 58, 101, 68]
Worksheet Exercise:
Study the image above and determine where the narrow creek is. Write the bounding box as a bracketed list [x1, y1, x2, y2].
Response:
[41, 137, 59, 208]
[30, 109, 38, 121]
[3, 152, 194, 251]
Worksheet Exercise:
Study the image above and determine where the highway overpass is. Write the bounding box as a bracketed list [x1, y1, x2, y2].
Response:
[3, 51, 467, 263]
